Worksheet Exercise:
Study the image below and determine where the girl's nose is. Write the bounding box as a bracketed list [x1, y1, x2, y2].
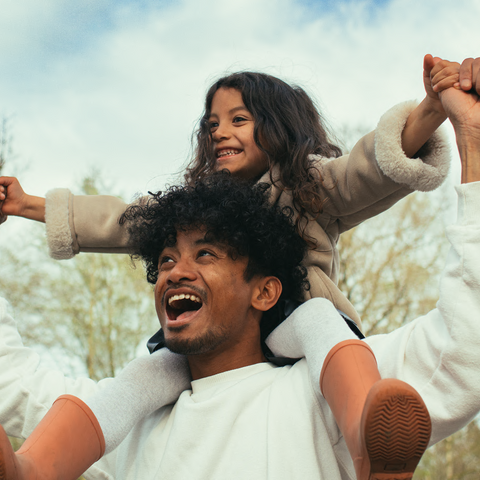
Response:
[212, 123, 231, 142]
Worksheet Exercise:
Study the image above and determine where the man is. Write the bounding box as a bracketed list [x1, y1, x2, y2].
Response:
[1, 174, 426, 480]
[1, 60, 480, 479]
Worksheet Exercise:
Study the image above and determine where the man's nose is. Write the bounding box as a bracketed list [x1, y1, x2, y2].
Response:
[166, 259, 197, 284]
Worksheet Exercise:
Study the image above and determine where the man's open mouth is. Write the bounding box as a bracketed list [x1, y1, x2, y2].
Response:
[166, 293, 203, 321]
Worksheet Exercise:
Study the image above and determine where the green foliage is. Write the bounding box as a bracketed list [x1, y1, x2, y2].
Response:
[0, 176, 158, 381]
[414, 422, 480, 479]
[40, 251, 157, 380]
[0, 116, 11, 174]
[338, 190, 448, 335]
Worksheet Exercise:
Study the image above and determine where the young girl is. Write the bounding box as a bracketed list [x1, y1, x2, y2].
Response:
[0, 55, 461, 480]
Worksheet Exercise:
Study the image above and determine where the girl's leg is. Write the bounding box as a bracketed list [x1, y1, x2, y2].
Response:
[0, 349, 190, 479]
[87, 348, 190, 453]
[266, 297, 431, 480]
[0, 395, 104, 480]
[320, 340, 431, 480]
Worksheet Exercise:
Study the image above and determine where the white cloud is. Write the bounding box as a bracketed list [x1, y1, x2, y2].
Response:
[0, 0, 476, 201]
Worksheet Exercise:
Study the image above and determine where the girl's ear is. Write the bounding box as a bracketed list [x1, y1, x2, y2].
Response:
[251, 276, 282, 312]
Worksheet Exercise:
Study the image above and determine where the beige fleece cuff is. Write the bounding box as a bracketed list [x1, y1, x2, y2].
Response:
[45, 188, 75, 260]
[375, 100, 451, 192]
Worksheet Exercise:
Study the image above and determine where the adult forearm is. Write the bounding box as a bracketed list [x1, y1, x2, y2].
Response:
[455, 131, 480, 183]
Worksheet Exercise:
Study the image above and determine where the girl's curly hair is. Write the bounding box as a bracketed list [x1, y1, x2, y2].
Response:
[120, 172, 309, 344]
[184, 71, 342, 246]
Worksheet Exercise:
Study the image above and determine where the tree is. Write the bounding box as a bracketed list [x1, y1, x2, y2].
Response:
[337, 190, 448, 335]
[415, 422, 480, 480]
[0, 116, 15, 174]
[0, 173, 158, 380]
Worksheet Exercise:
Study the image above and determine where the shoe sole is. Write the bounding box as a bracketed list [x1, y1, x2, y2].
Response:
[363, 379, 431, 480]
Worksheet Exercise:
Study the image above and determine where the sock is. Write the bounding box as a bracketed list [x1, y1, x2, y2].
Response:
[266, 297, 357, 396]
[86, 348, 190, 454]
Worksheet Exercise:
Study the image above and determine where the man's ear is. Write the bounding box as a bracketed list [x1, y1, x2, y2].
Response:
[251, 276, 282, 312]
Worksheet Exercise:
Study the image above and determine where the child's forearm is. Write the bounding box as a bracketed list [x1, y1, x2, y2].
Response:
[400, 96, 446, 159]
[21, 195, 46, 223]
[0, 177, 46, 223]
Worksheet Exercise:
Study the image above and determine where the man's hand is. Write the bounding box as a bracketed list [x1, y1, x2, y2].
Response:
[436, 58, 480, 183]
[437, 59, 480, 133]
[0, 176, 46, 223]
[458, 57, 480, 94]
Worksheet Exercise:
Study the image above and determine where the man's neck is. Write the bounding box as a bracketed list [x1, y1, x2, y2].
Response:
[188, 346, 266, 380]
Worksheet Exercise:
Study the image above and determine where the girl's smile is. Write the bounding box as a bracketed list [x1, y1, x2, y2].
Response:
[209, 88, 268, 180]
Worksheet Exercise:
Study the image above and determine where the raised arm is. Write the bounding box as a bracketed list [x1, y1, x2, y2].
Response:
[400, 54, 459, 158]
[436, 57, 480, 183]
[310, 56, 465, 236]
[369, 60, 480, 445]
[44, 189, 134, 259]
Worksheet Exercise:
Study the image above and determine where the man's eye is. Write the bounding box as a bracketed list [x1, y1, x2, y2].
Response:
[159, 256, 174, 268]
[198, 250, 214, 258]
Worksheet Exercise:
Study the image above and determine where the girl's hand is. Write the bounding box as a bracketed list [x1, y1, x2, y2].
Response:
[0, 176, 46, 223]
[424, 54, 460, 114]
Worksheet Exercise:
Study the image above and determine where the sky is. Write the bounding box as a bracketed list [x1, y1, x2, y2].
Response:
[1, 0, 479, 222]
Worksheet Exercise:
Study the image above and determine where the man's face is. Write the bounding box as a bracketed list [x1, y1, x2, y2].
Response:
[154, 229, 263, 356]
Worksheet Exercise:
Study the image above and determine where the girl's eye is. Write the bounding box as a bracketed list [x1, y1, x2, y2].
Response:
[209, 122, 219, 131]
[233, 116, 247, 123]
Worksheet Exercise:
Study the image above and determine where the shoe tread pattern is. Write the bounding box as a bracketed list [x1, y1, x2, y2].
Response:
[364, 383, 431, 480]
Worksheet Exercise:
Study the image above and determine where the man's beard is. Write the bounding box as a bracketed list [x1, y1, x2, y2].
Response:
[164, 325, 230, 355]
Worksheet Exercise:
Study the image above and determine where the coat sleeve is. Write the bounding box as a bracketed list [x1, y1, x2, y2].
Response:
[315, 101, 450, 235]
[0, 298, 117, 478]
[45, 189, 138, 259]
[365, 182, 480, 446]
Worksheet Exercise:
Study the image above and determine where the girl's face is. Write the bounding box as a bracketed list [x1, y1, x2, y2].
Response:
[208, 88, 268, 180]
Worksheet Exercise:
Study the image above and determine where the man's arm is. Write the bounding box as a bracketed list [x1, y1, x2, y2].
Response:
[438, 57, 480, 183]
[0, 298, 119, 478]
[367, 180, 480, 445]
[368, 60, 480, 445]
[0, 298, 106, 437]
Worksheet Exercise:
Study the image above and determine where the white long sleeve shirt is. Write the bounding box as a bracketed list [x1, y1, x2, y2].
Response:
[1, 182, 480, 479]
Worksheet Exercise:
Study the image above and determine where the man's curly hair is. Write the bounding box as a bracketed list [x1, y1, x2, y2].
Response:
[120, 172, 309, 346]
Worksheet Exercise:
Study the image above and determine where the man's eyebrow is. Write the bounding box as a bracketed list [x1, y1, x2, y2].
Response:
[194, 238, 224, 247]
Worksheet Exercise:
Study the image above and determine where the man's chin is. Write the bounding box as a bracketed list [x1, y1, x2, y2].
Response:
[164, 328, 228, 356]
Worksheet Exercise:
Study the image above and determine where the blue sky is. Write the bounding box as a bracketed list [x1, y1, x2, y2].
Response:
[1, 0, 479, 210]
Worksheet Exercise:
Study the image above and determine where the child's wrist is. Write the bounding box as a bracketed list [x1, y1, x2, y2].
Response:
[422, 95, 447, 120]
[23, 195, 46, 222]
